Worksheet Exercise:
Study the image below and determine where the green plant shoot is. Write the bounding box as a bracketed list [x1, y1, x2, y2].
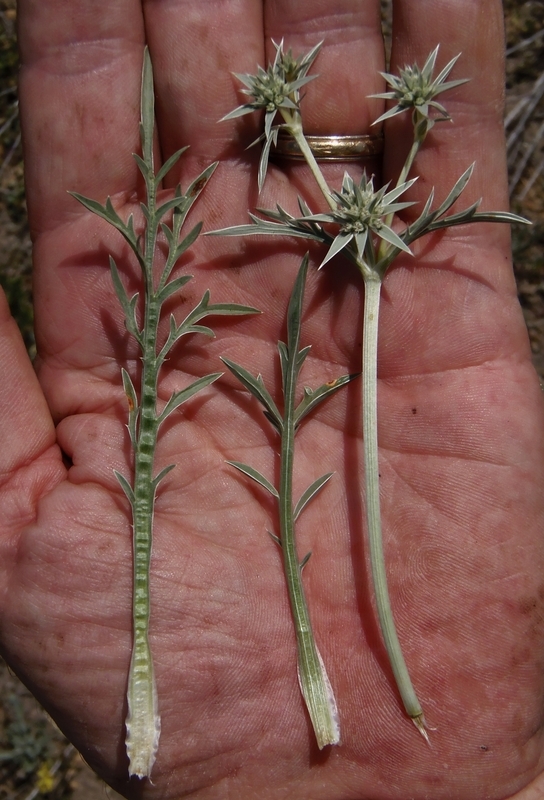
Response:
[72, 49, 258, 778]
[211, 42, 529, 740]
[222, 255, 355, 748]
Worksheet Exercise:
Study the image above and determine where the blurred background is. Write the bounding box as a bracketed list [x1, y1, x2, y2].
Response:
[0, 1, 543, 798]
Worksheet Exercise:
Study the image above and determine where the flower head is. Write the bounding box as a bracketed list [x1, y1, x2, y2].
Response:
[299, 172, 417, 267]
[220, 40, 322, 191]
[371, 46, 468, 127]
[221, 39, 321, 125]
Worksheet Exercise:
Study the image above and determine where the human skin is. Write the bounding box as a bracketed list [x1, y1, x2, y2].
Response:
[2, 0, 544, 797]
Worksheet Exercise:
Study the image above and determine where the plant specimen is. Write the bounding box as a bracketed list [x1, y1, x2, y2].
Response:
[72, 50, 257, 779]
[211, 41, 529, 740]
[222, 255, 354, 748]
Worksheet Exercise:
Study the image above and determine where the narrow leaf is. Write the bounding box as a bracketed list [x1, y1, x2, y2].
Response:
[267, 530, 282, 547]
[278, 341, 288, 393]
[299, 551, 312, 570]
[220, 104, 257, 122]
[258, 126, 279, 192]
[156, 194, 189, 220]
[286, 254, 309, 358]
[140, 48, 155, 167]
[426, 206, 529, 232]
[152, 464, 176, 490]
[72, 194, 138, 254]
[183, 162, 219, 212]
[156, 275, 193, 305]
[114, 470, 135, 506]
[173, 222, 203, 261]
[156, 147, 189, 186]
[226, 461, 279, 498]
[296, 345, 311, 370]
[320, 231, 353, 268]
[221, 356, 283, 430]
[295, 373, 358, 426]
[376, 224, 413, 255]
[205, 302, 261, 317]
[185, 324, 215, 337]
[121, 368, 139, 446]
[160, 222, 175, 250]
[109, 257, 142, 345]
[434, 164, 474, 217]
[157, 373, 222, 426]
[432, 51, 462, 86]
[294, 473, 333, 520]
[70, 192, 109, 221]
[206, 220, 324, 242]
[133, 153, 150, 180]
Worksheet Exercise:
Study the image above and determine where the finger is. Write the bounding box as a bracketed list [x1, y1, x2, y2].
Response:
[263, 0, 385, 133]
[141, 0, 265, 175]
[385, 0, 509, 222]
[0, 289, 64, 574]
[18, 0, 146, 236]
[377, 0, 528, 376]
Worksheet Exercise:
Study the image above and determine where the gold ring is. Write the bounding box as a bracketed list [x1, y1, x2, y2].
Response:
[272, 132, 384, 162]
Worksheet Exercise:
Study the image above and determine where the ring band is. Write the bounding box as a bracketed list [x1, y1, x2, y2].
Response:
[273, 132, 384, 162]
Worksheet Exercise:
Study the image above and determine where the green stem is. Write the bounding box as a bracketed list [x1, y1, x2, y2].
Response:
[125, 186, 162, 777]
[280, 112, 336, 212]
[279, 268, 339, 749]
[378, 135, 422, 263]
[361, 275, 427, 740]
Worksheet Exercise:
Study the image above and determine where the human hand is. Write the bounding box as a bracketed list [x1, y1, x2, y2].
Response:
[4, 0, 544, 798]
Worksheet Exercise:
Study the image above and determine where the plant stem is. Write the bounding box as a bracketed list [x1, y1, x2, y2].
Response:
[281, 112, 337, 212]
[378, 133, 422, 263]
[361, 275, 427, 740]
[279, 263, 339, 748]
[125, 175, 162, 778]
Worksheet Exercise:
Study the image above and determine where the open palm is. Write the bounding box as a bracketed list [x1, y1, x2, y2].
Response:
[2, 0, 544, 798]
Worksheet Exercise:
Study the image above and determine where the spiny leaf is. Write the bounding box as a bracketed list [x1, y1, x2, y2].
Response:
[226, 461, 279, 498]
[434, 164, 474, 217]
